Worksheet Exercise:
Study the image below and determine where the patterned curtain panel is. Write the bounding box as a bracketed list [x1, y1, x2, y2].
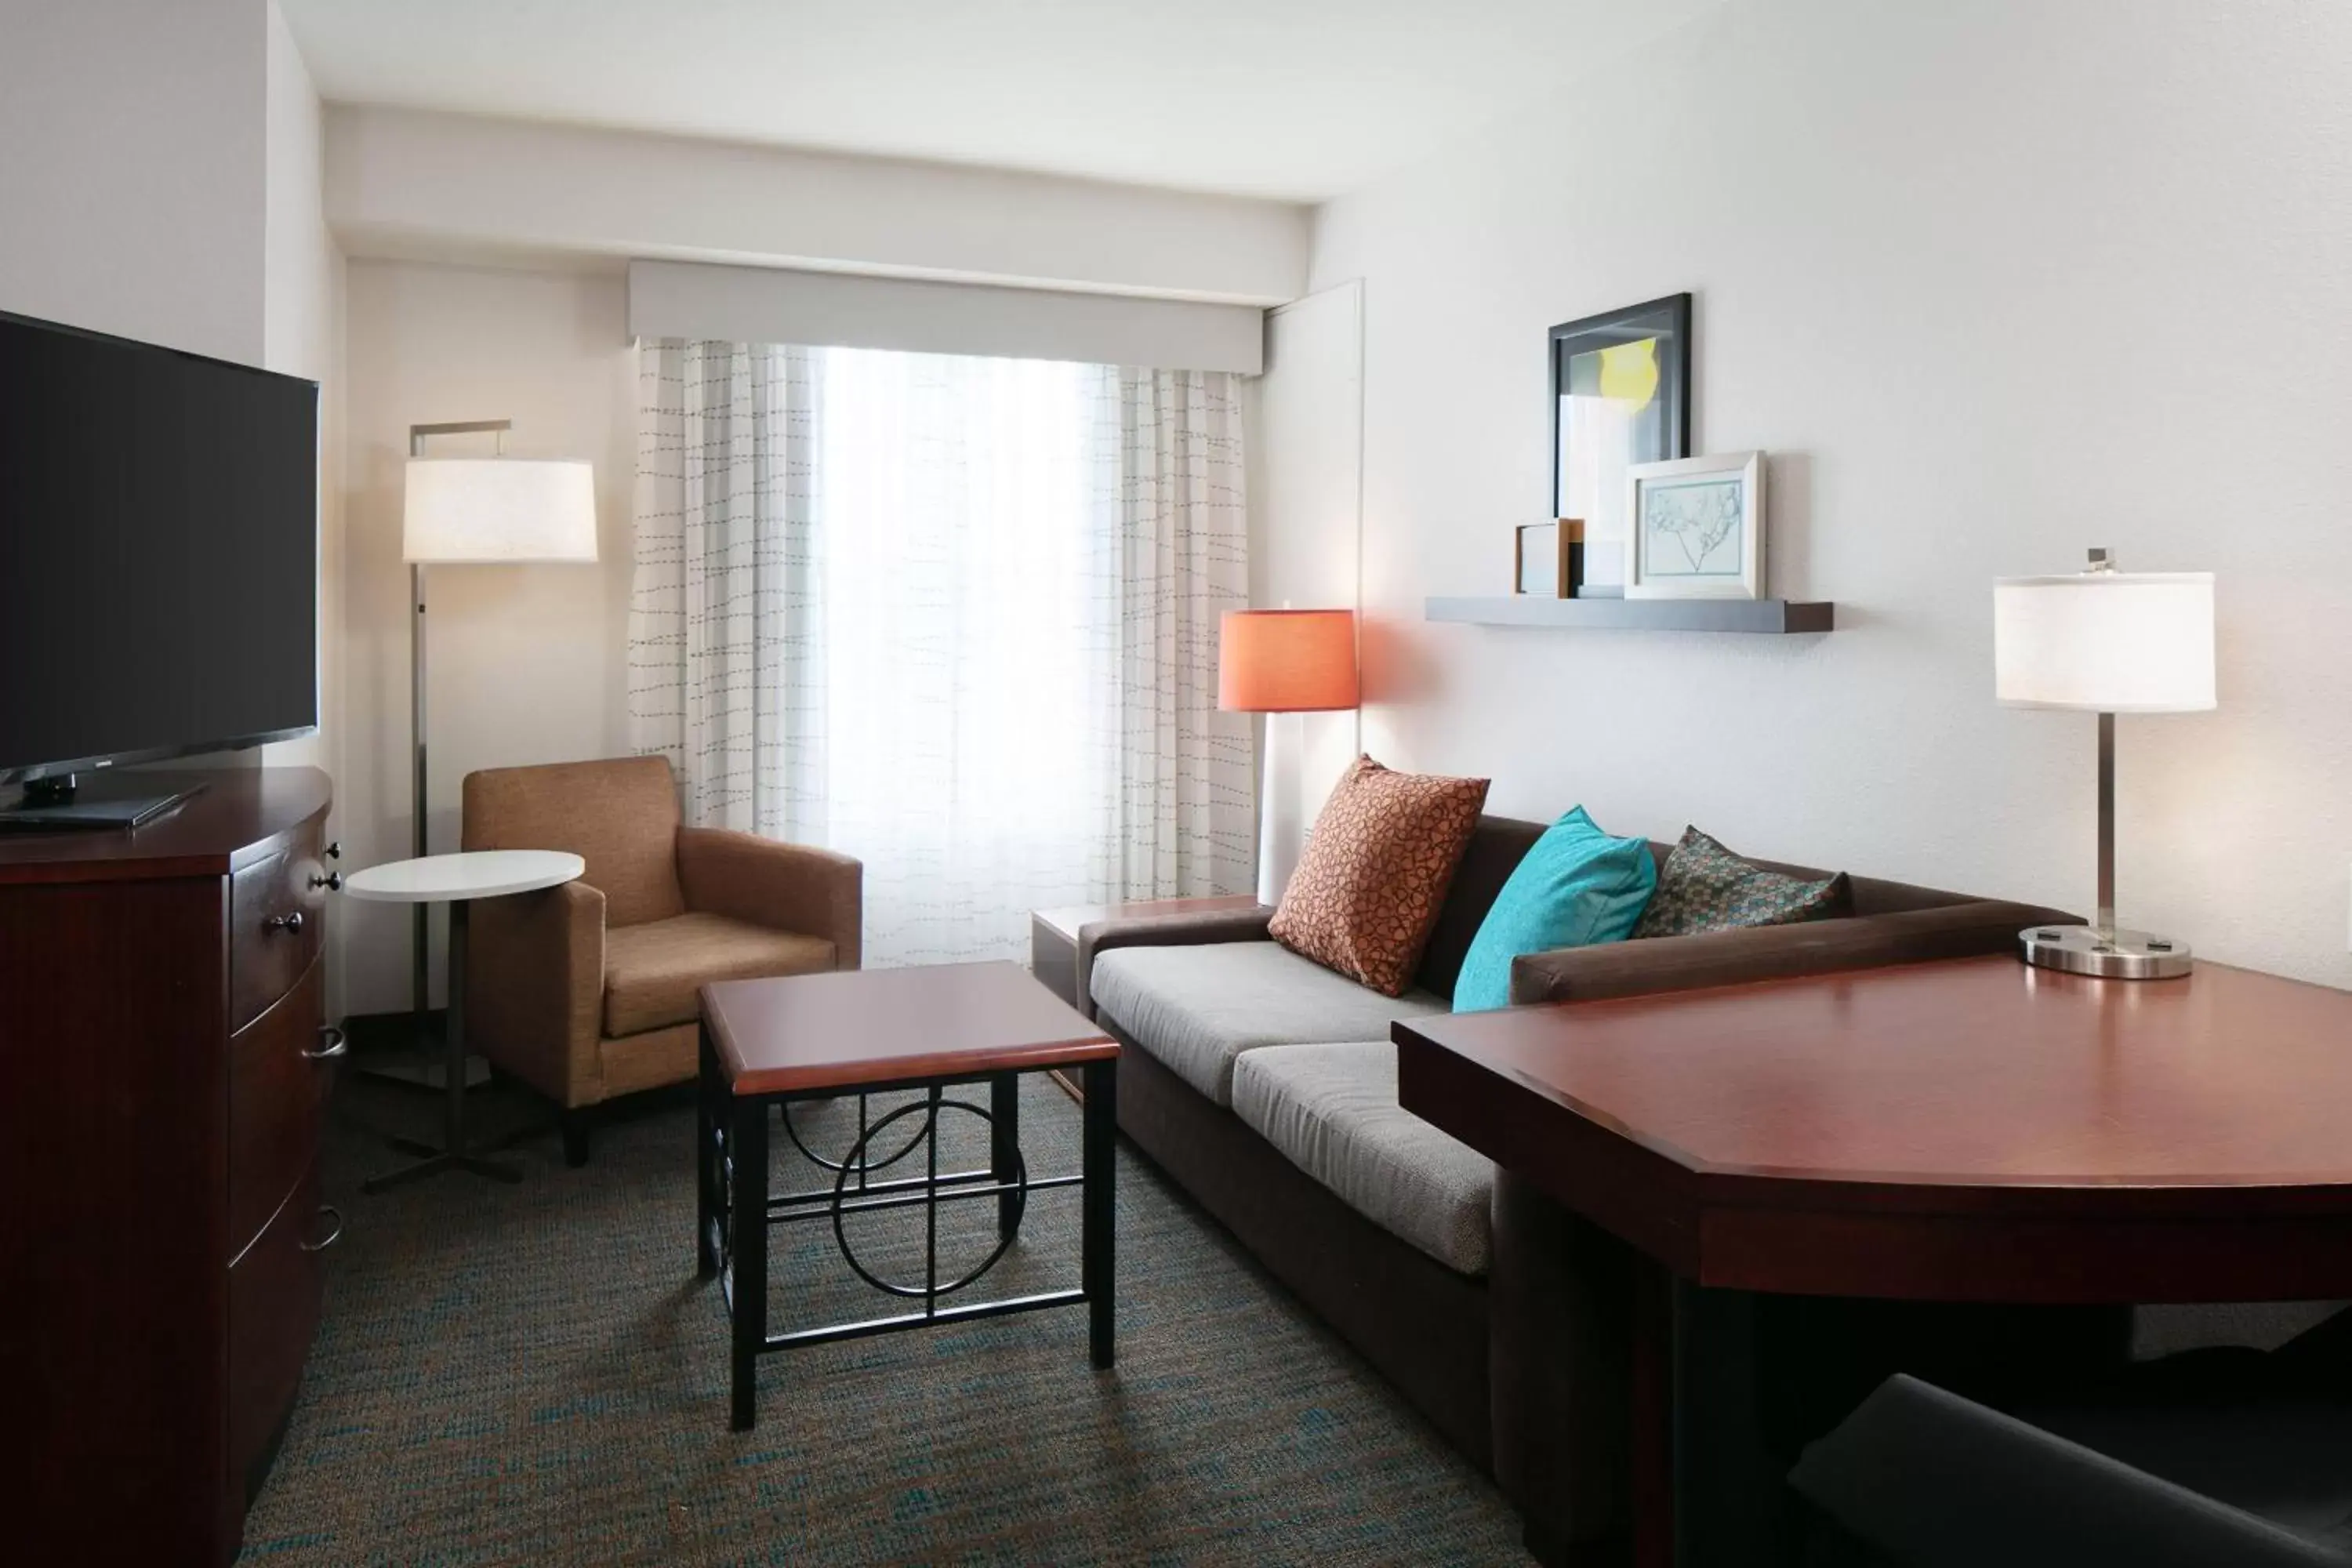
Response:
[630, 340, 1252, 967]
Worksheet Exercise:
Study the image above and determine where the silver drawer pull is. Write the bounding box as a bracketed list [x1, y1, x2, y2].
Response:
[303, 1025, 347, 1062]
[266, 910, 305, 934]
[298, 1205, 344, 1253]
[309, 869, 343, 892]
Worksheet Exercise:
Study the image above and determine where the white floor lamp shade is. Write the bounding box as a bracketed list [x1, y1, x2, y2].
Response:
[403, 458, 598, 563]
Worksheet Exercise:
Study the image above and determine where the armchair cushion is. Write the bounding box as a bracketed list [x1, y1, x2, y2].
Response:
[604, 913, 836, 1036]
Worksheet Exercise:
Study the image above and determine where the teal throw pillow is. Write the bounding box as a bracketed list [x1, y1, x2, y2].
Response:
[1451, 807, 1657, 1012]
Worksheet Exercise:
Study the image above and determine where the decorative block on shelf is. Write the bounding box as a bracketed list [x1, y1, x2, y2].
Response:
[1424, 597, 1835, 634]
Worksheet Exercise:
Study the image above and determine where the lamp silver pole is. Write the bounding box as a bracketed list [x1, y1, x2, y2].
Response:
[2096, 708, 2115, 942]
[406, 419, 509, 1018]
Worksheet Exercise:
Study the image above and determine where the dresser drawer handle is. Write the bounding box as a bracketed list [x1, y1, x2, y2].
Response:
[266, 910, 305, 934]
[303, 1025, 347, 1062]
[298, 1205, 344, 1254]
[309, 869, 343, 892]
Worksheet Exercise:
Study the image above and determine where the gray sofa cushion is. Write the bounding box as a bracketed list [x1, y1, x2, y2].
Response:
[1088, 941, 1446, 1105]
[1231, 1040, 1495, 1277]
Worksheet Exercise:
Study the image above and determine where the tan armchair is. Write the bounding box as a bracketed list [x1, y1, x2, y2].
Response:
[461, 755, 860, 1165]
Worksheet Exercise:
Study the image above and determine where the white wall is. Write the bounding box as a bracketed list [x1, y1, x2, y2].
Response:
[260, 0, 350, 1004]
[0, 0, 267, 360]
[328, 105, 1310, 305]
[340, 260, 636, 1014]
[1308, 0, 2352, 988]
[1254, 282, 1367, 835]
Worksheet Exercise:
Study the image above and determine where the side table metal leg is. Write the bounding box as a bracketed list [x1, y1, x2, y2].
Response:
[730, 1093, 769, 1431]
[1081, 1058, 1116, 1370]
[361, 898, 520, 1192]
[991, 1071, 1021, 1241]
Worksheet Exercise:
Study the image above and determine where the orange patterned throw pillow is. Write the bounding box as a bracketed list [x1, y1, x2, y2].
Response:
[1270, 756, 1492, 996]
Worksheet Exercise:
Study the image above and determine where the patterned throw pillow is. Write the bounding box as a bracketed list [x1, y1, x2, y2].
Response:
[1632, 826, 1852, 939]
[1269, 756, 1491, 996]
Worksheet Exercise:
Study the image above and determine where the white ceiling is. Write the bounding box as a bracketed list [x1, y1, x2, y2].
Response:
[278, 0, 1717, 204]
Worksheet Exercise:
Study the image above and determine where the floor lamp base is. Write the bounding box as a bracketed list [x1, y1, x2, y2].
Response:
[2020, 924, 2194, 980]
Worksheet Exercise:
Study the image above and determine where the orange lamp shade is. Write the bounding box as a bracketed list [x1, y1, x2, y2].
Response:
[1218, 609, 1359, 713]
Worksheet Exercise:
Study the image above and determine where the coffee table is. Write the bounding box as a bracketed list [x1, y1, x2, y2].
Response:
[697, 960, 1120, 1430]
[343, 848, 585, 1191]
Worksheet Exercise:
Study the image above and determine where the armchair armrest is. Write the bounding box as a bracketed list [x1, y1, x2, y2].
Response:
[466, 880, 607, 1107]
[677, 826, 863, 970]
[1074, 905, 1275, 1023]
[1510, 900, 2075, 1007]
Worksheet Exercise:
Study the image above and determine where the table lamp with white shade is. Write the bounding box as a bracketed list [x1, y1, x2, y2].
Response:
[1994, 547, 2215, 978]
[401, 419, 597, 1014]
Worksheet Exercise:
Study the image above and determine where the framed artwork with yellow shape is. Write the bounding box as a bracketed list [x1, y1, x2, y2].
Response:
[1548, 293, 1691, 597]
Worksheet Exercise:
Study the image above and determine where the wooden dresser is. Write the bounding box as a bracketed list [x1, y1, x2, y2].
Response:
[0, 768, 338, 1565]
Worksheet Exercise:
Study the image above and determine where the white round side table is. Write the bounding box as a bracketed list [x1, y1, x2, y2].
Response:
[343, 849, 583, 1191]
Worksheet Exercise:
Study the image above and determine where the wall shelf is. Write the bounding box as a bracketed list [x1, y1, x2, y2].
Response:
[1424, 596, 1836, 634]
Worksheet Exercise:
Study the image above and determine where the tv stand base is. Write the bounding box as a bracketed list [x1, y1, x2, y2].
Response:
[0, 776, 206, 830]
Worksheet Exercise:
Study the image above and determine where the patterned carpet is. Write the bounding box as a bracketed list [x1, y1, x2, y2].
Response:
[238, 1066, 1525, 1566]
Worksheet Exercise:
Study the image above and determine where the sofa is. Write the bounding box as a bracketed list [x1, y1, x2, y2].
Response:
[1071, 815, 2074, 1551]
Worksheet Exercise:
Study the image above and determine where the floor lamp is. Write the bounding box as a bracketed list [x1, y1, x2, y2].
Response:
[402, 421, 597, 1016]
[1218, 609, 1360, 907]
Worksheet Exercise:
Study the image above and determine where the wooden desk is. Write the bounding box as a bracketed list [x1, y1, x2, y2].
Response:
[1396, 956, 2352, 1566]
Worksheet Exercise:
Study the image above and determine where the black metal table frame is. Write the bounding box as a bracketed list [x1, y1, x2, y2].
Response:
[697, 1031, 1116, 1432]
[361, 898, 524, 1192]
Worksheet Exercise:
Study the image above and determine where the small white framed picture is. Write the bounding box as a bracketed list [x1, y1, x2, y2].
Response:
[1624, 451, 1766, 601]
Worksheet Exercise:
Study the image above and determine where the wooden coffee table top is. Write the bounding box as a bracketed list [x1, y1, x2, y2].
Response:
[702, 961, 1116, 1097]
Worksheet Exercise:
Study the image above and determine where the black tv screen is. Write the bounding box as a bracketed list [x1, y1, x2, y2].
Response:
[0, 310, 318, 784]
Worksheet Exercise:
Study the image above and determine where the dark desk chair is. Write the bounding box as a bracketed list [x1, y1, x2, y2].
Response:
[1790, 1311, 2352, 1567]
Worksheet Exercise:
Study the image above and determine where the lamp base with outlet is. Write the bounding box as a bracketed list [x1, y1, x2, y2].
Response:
[2020, 924, 2193, 981]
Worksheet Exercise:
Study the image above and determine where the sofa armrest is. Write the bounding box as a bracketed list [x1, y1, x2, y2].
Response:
[677, 826, 863, 971]
[466, 880, 608, 1108]
[1509, 900, 2076, 1006]
[1074, 906, 1275, 1022]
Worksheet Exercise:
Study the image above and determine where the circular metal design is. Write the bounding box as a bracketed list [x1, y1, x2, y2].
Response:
[782, 1094, 933, 1177]
[830, 1098, 1028, 1300]
[2020, 925, 2194, 981]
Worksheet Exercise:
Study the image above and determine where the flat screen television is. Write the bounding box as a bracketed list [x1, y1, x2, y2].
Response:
[0, 309, 318, 823]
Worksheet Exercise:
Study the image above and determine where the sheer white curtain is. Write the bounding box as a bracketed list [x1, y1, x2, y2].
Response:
[630, 340, 1251, 966]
